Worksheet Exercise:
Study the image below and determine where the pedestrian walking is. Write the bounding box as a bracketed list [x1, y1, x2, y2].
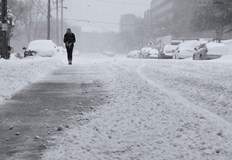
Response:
[63, 28, 76, 65]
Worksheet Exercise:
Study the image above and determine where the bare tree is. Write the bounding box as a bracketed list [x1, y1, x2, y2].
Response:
[11, 0, 46, 42]
[192, 2, 232, 42]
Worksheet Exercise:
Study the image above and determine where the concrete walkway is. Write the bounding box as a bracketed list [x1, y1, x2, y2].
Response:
[0, 64, 107, 160]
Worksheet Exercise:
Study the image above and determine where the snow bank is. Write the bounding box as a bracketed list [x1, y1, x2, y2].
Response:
[222, 40, 232, 54]
[0, 55, 64, 104]
[207, 42, 230, 56]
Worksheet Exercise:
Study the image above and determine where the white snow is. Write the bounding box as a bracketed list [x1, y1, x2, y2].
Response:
[206, 42, 230, 56]
[42, 54, 232, 160]
[223, 40, 232, 53]
[0, 54, 65, 104]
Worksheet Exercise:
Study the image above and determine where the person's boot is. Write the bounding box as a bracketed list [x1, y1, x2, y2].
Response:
[68, 61, 72, 65]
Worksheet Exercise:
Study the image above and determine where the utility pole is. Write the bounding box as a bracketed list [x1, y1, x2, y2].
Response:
[56, 0, 59, 45]
[61, 0, 64, 46]
[1, 0, 9, 59]
[47, 0, 51, 40]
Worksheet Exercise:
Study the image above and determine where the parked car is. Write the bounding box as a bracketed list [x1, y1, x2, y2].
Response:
[173, 40, 201, 59]
[193, 42, 230, 60]
[159, 45, 177, 59]
[148, 48, 159, 59]
[127, 50, 140, 58]
[23, 40, 57, 57]
[139, 47, 152, 58]
[193, 44, 208, 60]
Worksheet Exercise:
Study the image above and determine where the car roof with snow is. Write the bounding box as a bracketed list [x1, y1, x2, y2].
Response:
[141, 47, 152, 52]
[178, 40, 201, 50]
[28, 40, 56, 51]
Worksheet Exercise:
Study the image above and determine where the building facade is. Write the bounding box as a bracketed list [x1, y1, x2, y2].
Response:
[147, 0, 214, 41]
[144, 9, 151, 42]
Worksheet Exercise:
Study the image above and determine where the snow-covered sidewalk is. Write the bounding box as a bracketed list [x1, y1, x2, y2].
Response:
[0, 55, 64, 104]
[42, 56, 232, 160]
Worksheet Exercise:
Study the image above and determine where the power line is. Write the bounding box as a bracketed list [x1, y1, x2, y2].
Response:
[69, 0, 150, 7]
[97, 0, 150, 6]
[31, 0, 47, 16]
[66, 18, 119, 25]
[35, 0, 47, 12]
[66, 18, 151, 27]
[76, 0, 150, 7]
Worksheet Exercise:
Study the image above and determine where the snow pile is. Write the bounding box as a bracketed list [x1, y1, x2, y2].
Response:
[42, 57, 232, 160]
[223, 40, 232, 54]
[0, 55, 64, 104]
[27, 40, 57, 57]
[207, 42, 230, 56]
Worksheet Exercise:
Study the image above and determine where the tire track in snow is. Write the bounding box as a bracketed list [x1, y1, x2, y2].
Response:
[137, 63, 232, 129]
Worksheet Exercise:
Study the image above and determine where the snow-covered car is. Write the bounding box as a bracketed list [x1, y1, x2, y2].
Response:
[140, 47, 152, 58]
[193, 42, 230, 60]
[127, 50, 140, 58]
[159, 45, 177, 59]
[148, 48, 159, 59]
[103, 51, 115, 57]
[23, 40, 57, 57]
[173, 40, 201, 59]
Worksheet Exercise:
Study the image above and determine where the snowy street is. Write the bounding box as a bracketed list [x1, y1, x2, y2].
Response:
[1, 54, 232, 160]
[41, 55, 232, 160]
[3, 0, 232, 159]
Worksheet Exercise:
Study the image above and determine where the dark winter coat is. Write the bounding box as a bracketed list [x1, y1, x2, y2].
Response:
[63, 32, 76, 48]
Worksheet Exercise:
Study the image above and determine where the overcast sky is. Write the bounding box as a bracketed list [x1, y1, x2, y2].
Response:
[52, 0, 151, 32]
